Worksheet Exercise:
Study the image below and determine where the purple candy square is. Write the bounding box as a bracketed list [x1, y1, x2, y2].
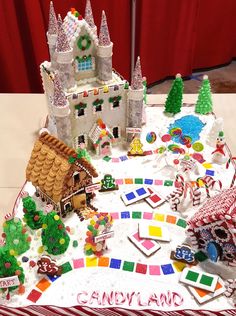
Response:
[119, 156, 128, 161]
[149, 265, 161, 275]
[73, 258, 85, 269]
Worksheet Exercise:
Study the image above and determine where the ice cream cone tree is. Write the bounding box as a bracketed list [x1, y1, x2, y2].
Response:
[164, 74, 183, 114]
[195, 75, 213, 114]
[3, 217, 31, 256]
[41, 211, 70, 255]
[22, 194, 45, 230]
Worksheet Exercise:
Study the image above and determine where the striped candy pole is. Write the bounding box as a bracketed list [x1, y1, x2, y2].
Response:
[196, 177, 210, 198]
[226, 157, 236, 187]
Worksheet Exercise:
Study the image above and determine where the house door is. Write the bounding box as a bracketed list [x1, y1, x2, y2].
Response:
[100, 141, 111, 157]
[72, 193, 87, 209]
[206, 242, 222, 262]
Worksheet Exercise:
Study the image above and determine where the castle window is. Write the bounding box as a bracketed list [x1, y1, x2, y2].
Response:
[113, 127, 119, 139]
[113, 100, 120, 108]
[74, 102, 87, 118]
[78, 135, 85, 144]
[77, 108, 85, 117]
[95, 104, 102, 112]
[76, 55, 95, 72]
[93, 99, 104, 113]
[109, 96, 122, 109]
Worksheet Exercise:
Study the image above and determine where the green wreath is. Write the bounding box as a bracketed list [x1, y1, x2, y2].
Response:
[77, 35, 91, 51]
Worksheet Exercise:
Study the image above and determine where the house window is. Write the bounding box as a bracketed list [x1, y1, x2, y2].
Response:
[73, 172, 80, 184]
[77, 108, 85, 117]
[95, 104, 102, 112]
[113, 127, 119, 139]
[78, 135, 85, 144]
[64, 202, 72, 212]
[76, 56, 95, 72]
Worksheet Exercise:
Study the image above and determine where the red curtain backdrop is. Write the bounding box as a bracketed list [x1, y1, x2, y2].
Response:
[0, 0, 131, 93]
[136, 0, 236, 85]
[1, 0, 236, 92]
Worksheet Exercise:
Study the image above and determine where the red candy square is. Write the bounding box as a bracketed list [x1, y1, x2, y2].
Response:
[136, 263, 147, 274]
[27, 289, 42, 303]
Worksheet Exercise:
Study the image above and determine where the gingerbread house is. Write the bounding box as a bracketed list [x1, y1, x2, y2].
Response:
[26, 132, 98, 217]
[187, 186, 236, 265]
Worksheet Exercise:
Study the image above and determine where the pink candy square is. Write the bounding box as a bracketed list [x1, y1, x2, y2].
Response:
[143, 212, 153, 220]
[112, 158, 120, 163]
[110, 212, 119, 219]
[154, 179, 163, 185]
[133, 232, 141, 241]
[115, 179, 124, 185]
[73, 258, 85, 269]
[149, 265, 161, 275]
[142, 240, 155, 250]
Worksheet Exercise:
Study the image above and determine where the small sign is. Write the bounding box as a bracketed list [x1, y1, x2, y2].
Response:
[85, 183, 101, 193]
[126, 127, 142, 134]
[0, 276, 19, 289]
[94, 231, 114, 243]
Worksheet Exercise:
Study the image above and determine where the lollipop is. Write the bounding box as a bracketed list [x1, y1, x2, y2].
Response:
[169, 127, 182, 136]
[161, 134, 171, 142]
[180, 135, 192, 146]
[192, 142, 204, 152]
[146, 132, 157, 144]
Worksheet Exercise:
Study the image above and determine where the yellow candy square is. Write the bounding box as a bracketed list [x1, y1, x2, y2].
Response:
[154, 213, 165, 222]
[149, 225, 162, 237]
[86, 257, 98, 267]
[202, 162, 213, 169]
[173, 261, 186, 272]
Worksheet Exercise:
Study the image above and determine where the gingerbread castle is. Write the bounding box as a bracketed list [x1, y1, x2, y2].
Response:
[41, 1, 145, 153]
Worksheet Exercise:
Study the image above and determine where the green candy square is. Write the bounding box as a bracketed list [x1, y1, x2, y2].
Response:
[200, 275, 213, 286]
[134, 178, 143, 184]
[194, 251, 208, 262]
[60, 262, 72, 274]
[176, 218, 187, 228]
[132, 212, 142, 219]
[186, 270, 199, 282]
[164, 180, 173, 186]
[103, 156, 111, 162]
[123, 261, 135, 272]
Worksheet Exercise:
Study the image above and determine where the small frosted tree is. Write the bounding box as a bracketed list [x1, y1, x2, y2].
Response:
[22, 194, 44, 230]
[195, 75, 213, 114]
[164, 74, 183, 115]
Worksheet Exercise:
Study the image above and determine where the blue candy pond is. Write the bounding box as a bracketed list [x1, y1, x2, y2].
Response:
[168, 115, 205, 144]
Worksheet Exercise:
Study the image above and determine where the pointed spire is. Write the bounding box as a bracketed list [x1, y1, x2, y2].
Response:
[56, 22, 71, 53]
[48, 1, 58, 35]
[131, 57, 143, 90]
[57, 14, 63, 29]
[85, 0, 95, 28]
[98, 11, 111, 46]
[53, 73, 67, 107]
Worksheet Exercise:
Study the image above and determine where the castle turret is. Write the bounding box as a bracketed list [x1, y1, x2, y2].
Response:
[97, 11, 113, 83]
[52, 73, 72, 147]
[127, 57, 144, 142]
[47, 1, 58, 70]
[85, 0, 97, 35]
[55, 21, 75, 91]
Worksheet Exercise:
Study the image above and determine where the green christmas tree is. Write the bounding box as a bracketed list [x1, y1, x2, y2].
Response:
[22, 195, 44, 230]
[164, 73, 183, 114]
[41, 211, 70, 255]
[0, 246, 25, 294]
[195, 75, 213, 114]
[3, 217, 31, 256]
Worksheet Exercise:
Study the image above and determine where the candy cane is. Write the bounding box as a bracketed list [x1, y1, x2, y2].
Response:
[192, 186, 201, 206]
[196, 177, 210, 198]
[226, 157, 236, 188]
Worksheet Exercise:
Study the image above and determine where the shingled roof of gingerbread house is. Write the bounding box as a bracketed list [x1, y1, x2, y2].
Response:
[26, 132, 98, 203]
[188, 186, 236, 229]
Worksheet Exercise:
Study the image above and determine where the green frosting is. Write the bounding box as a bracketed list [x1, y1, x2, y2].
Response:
[195, 78, 213, 114]
[22, 196, 44, 230]
[164, 76, 183, 114]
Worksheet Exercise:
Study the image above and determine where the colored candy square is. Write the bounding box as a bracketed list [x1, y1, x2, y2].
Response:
[103, 156, 111, 162]
[144, 150, 153, 155]
[176, 218, 187, 228]
[98, 257, 110, 267]
[73, 258, 85, 269]
[86, 257, 98, 267]
[173, 261, 186, 272]
[112, 158, 119, 163]
[110, 258, 121, 269]
[134, 178, 143, 184]
[136, 263, 147, 274]
[123, 261, 135, 272]
[119, 155, 128, 161]
[27, 289, 42, 303]
[115, 179, 124, 185]
[174, 181, 182, 188]
[36, 278, 51, 292]
[164, 180, 173, 186]
[125, 178, 133, 184]
[154, 179, 163, 185]
[200, 275, 213, 286]
[132, 211, 142, 219]
[125, 192, 136, 201]
[166, 215, 177, 224]
[143, 212, 153, 220]
[186, 270, 199, 282]
[149, 265, 161, 275]
[144, 179, 153, 185]
[47, 274, 61, 282]
[109, 212, 119, 219]
[121, 211, 130, 218]
[154, 213, 165, 221]
[133, 232, 141, 241]
[60, 262, 72, 274]
[194, 251, 208, 262]
[136, 188, 147, 196]
[149, 225, 162, 237]
[202, 162, 213, 169]
[206, 169, 214, 176]
[161, 264, 175, 275]
[141, 240, 156, 250]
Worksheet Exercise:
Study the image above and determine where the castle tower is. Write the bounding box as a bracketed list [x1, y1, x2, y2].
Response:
[127, 57, 144, 142]
[55, 21, 75, 91]
[97, 11, 113, 83]
[85, 0, 97, 35]
[52, 73, 72, 147]
[47, 1, 58, 70]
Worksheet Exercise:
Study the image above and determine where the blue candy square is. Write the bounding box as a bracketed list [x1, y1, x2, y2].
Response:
[126, 192, 136, 201]
[110, 259, 122, 269]
[47, 274, 61, 282]
[120, 156, 128, 161]
[136, 188, 147, 196]
[144, 179, 153, 185]
[121, 211, 130, 218]
[206, 169, 214, 176]
[161, 264, 175, 275]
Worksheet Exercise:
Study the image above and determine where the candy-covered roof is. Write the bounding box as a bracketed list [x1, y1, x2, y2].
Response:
[188, 186, 236, 229]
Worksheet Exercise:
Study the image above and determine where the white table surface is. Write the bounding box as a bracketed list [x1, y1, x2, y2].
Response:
[0, 93, 235, 232]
